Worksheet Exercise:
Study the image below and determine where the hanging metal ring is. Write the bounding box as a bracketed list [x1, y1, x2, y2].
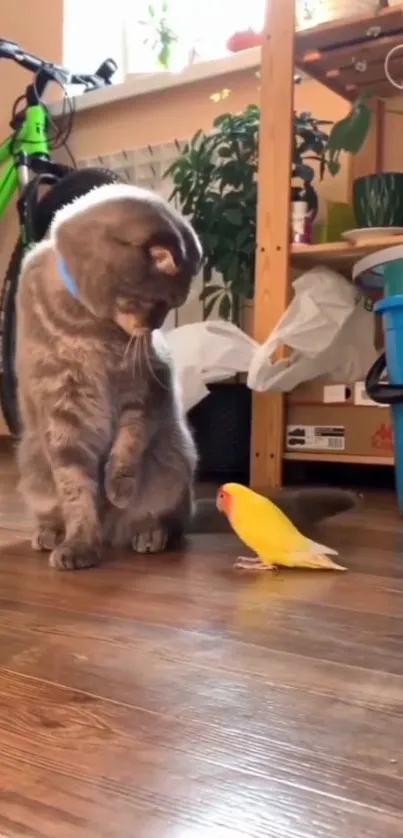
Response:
[384, 42, 403, 92]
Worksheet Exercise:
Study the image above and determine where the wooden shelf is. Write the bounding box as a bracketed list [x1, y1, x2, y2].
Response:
[291, 234, 403, 272]
[251, 0, 400, 490]
[296, 5, 403, 100]
[284, 451, 394, 466]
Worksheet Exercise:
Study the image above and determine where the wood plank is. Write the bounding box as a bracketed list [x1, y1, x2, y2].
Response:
[341, 56, 403, 89]
[291, 233, 403, 273]
[1, 668, 403, 838]
[1, 441, 403, 833]
[250, 0, 296, 490]
[296, 6, 403, 101]
[303, 30, 403, 72]
[284, 451, 394, 465]
[296, 5, 403, 58]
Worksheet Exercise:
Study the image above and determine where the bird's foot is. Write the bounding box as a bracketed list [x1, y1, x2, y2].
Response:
[233, 555, 275, 572]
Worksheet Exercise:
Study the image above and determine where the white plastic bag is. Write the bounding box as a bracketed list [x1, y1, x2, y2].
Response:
[248, 267, 377, 392]
[165, 321, 256, 411]
[164, 267, 377, 410]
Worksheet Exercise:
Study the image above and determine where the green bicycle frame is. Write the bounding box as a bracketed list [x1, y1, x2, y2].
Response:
[0, 103, 50, 234]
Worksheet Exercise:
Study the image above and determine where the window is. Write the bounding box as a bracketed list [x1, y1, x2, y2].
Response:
[64, 0, 266, 83]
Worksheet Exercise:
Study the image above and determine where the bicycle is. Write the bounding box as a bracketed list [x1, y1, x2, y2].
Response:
[0, 38, 124, 436]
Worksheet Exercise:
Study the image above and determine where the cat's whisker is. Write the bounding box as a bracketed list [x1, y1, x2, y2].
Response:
[123, 329, 137, 363]
[142, 334, 169, 390]
[132, 331, 141, 378]
[136, 332, 145, 378]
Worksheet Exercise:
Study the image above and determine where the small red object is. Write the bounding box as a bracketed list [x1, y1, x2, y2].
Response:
[226, 29, 264, 52]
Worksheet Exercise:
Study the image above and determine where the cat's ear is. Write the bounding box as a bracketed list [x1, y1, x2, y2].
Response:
[149, 245, 179, 276]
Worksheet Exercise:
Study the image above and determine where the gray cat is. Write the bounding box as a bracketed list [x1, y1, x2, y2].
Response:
[16, 183, 202, 570]
[16, 182, 360, 572]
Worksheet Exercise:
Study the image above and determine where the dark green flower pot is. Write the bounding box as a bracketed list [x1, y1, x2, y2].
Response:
[353, 173, 403, 229]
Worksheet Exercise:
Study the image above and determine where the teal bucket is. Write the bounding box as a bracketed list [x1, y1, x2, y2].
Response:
[383, 259, 403, 297]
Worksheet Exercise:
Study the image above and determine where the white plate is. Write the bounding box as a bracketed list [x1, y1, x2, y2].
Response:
[342, 227, 403, 244]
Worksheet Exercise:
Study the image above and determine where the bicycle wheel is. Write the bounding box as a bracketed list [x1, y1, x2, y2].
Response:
[0, 166, 123, 436]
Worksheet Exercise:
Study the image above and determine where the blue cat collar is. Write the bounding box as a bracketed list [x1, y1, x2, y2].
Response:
[57, 255, 80, 299]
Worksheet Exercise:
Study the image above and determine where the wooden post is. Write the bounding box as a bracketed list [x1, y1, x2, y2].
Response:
[250, 0, 296, 491]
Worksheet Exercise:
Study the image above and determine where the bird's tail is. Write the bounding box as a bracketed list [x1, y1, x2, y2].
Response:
[290, 550, 347, 571]
[308, 538, 339, 556]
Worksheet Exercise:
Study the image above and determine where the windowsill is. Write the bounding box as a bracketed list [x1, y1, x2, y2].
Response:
[49, 47, 261, 116]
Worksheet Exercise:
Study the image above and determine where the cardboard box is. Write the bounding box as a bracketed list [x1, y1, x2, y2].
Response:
[286, 380, 394, 461]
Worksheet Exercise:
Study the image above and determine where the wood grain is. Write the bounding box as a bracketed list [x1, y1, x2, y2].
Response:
[1, 443, 403, 835]
[249, 0, 296, 491]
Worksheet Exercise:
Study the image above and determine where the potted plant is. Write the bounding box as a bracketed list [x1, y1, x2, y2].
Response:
[165, 106, 260, 478]
[325, 92, 403, 230]
[166, 97, 372, 314]
[291, 110, 334, 242]
[291, 93, 373, 241]
[167, 105, 259, 325]
[164, 97, 371, 479]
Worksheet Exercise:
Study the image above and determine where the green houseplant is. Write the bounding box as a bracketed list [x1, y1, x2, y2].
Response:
[166, 95, 372, 322]
[165, 96, 372, 480]
[167, 105, 259, 324]
[165, 106, 259, 479]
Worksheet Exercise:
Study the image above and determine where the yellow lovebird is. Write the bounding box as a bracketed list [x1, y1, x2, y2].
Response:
[216, 482, 346, 572]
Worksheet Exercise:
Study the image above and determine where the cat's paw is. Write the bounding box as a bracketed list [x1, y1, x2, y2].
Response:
[105, 463, 135, 510]
[49, 541, 101, 571]
[132, 527, 168, 554]
[32, 526, 63, 552]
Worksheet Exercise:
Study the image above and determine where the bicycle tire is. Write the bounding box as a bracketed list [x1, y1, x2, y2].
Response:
[0, 166, 123, 436]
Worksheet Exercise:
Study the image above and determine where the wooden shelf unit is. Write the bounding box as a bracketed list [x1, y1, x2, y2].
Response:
[296, 5, 403, 101]
[250, 2, 402, 490]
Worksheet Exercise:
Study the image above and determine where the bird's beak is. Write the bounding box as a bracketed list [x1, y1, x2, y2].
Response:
[216, 493, 224, 513]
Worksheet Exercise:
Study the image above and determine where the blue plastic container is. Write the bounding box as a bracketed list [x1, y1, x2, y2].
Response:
[383, 259, 403, 297]
[375, 294, 403, 509]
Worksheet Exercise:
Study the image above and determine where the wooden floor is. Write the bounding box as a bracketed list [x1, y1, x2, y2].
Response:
[1, 451, 403, 836]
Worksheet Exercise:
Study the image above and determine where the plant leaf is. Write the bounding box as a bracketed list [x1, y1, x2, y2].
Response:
[213, 113, 232, 127]
[327, 98, 372, 155]
[294, 163, 315, 183]
[218, 146, 233, 158]
[199, 284, 224, 301]
[225, 207, 243, 225]
[218, 294, 232, 320]
[327, 158, 340, 176]
[204, 293, 222, 319]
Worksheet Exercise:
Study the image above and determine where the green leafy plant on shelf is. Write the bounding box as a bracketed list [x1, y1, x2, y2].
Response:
[165, 95, 372, 323]
[294, 93, 373, 182]
[140, 1, 178, 70]
[166, 105, 259, 324]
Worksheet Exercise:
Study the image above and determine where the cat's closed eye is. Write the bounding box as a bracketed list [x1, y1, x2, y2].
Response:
[109, 235, 132, 249]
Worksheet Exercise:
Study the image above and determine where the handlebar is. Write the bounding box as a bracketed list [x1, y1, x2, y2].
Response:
[0, 38, 117, 91]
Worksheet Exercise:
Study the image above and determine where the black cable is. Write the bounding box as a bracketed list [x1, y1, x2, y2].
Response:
[11, 94, 26, 124]
[31, 71, 76, 168]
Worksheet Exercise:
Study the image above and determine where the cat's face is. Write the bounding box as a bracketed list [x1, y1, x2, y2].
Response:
[51, 183, 202, 334]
